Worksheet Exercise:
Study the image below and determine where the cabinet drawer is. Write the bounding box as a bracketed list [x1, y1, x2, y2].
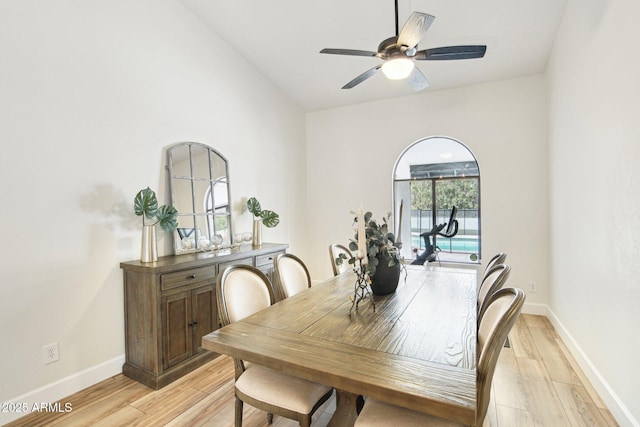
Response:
[218, 257, 253, 272]
[256, 252, 281, 267]
[161, 265, 217, 291]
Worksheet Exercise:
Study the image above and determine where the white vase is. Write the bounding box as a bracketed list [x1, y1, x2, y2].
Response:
[252, 219, 262, 247]
[141, 224, 158, 262]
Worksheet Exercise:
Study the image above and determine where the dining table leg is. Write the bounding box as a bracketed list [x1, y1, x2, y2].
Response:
[328, 389, 360, 427]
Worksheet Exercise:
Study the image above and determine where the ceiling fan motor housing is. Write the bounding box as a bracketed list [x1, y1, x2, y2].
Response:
[378, 36, 401, 57]
[378, 36, 416, 60]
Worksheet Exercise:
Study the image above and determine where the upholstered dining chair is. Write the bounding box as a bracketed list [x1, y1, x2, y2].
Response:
[216, 265, 333, 427]
[273, 253, 312, 300]
[477, 263, 511, 322]
[329, 243, 353, 276]
[482, 252, 507, 282]
[354, 287, 525, 427]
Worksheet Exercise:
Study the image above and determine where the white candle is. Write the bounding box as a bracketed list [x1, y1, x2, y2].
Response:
[358, 209, 368, 265]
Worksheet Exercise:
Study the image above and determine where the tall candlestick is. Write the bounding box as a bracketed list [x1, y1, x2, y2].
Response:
[396, 199, 403, 245]
[357, 209, 368, 265]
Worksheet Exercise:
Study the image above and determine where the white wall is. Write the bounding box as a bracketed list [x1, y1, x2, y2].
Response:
[0, 1, 305, 422]
[305, 75, 550, 309]
[547, 0, 640, 424]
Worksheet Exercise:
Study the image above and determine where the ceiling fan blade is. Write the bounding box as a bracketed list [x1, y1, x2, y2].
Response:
[320, 48, 377, 57]
[414, 45, 487, 60]
[397, 12, 435, 50]
[406, 67, 429, 91]
[342, 64, 382, 89]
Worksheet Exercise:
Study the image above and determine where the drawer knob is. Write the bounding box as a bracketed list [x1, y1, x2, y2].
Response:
[190, 274, 196, 279]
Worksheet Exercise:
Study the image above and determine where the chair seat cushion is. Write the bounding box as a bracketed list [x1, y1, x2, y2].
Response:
[355, 398, 463, 427]
[235, 364, 332, 414]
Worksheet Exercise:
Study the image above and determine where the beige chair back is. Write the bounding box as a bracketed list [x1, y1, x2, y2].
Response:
[482, 252, 507, 281]
[217, 265, 275, 326]
[477, 263, 511, 321]
[273, 253, 311, 299]
[329, 244, 353, 276]
[476, 287, 525, 424]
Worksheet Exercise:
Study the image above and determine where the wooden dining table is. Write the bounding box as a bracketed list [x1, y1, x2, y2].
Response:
[202, 264, 478, 426]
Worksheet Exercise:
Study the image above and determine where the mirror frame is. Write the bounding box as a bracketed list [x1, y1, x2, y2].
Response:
[166, 142, 233, 254]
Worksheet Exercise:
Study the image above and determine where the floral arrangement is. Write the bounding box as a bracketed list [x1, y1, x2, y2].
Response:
[336, 210, 402, 278]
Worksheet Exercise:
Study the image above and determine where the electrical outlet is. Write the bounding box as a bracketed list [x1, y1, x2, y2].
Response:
[529, 281, 537, 293]
[43, 342, 59, 365]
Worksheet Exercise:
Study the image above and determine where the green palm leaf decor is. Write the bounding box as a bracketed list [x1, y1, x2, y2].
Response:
[134, 187, 178, 232]
[247, 197, 280, 228]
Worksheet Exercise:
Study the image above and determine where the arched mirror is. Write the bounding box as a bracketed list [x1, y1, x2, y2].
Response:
[167, 142, 232, 254]
[393, 136, 481, 263]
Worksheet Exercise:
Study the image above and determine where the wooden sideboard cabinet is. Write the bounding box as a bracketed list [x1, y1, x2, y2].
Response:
[120, 242, 288, 389]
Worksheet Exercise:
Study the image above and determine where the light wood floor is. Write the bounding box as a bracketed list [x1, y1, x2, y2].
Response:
[7, 314, 618, 427]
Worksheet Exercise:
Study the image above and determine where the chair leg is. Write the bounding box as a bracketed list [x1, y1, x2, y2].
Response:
[234, 398, 243, 427]
[267, 413, 273, 424]
[300, 415, 311, 427]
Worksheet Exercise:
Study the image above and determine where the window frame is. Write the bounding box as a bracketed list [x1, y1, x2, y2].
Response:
[392, 136, 481, 264]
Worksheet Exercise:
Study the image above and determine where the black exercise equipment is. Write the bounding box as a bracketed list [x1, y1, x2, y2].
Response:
[411, 206, 459, 265]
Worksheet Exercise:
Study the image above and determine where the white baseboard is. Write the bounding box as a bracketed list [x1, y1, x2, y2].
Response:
[543, 307, 639, 427]
[0, 355, 125, 426]
[522, 302, 549, 316]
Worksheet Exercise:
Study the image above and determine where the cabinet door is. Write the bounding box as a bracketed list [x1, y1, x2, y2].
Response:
[161, 291, 192, 369]
[191, 285, 217, 353]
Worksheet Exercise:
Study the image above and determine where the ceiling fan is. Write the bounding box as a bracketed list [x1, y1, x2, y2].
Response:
[319, 1, 486, 90]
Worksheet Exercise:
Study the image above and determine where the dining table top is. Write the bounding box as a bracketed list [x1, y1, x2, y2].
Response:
[202, 264, 479, 425]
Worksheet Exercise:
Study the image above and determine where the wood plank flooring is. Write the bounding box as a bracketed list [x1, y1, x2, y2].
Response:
[6, 314, 618, 427]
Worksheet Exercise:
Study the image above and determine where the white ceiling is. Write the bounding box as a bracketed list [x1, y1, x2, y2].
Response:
[180, 0, 567, 112]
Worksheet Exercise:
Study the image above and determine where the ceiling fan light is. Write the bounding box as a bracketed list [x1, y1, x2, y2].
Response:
[381, 58, 414, 80]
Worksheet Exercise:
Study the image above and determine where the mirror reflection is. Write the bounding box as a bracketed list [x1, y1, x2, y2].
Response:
[167, 142, 232, 254]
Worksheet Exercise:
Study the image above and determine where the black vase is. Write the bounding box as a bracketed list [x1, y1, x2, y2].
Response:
[369, 255, 401, 295]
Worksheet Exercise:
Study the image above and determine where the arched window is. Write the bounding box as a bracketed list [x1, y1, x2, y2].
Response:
[393, 137, 480, 264]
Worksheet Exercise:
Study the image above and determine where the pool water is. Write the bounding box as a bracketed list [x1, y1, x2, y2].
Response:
[411, 235, 479, 253]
